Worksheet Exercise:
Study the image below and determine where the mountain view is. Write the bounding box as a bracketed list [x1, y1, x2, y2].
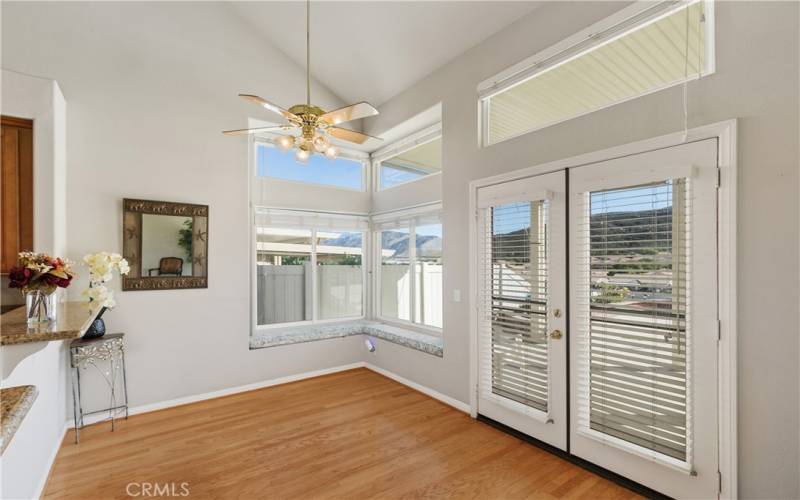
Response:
[381, 231, 442, 258]
[320, 230, 443, 259]
[492, 206, 674, 260]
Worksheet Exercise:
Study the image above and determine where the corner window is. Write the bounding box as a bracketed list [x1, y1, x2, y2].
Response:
[256, 141, 366, 191]
[376, 210, 443, 329]
[480, 0, 713, 145]
[375, 134, 441, 191]
[254, 208, 368, 328]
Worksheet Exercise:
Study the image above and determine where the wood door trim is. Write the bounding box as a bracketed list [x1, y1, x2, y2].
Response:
[1, 116, 33, 129]
[1, 115, 34, 274]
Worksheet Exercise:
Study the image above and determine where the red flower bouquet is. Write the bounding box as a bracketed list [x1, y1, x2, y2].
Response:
[8, 252, 75, 294]
[8, 252, 75, 324]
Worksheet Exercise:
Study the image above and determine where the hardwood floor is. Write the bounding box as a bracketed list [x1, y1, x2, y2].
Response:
[44, 368, 640, 499]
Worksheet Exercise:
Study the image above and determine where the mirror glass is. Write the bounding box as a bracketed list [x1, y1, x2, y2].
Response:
[141, 214, 193, 277]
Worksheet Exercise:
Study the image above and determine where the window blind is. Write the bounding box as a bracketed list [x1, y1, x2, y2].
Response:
[482, 0, 708, 145]
[575, 179, 691, 462]
[480, 201, 550, 412]
[372, 209, 441, 231]
[254, 207, 369, 231]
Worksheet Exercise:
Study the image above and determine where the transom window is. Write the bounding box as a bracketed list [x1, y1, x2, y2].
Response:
[256, 140, 367, 191]
[479, 0, 713, 145]
[374, 129, 442, 191]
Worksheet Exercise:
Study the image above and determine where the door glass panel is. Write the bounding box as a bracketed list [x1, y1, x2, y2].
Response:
[588, 179, 689, 461]
[490, 201, 549, 411]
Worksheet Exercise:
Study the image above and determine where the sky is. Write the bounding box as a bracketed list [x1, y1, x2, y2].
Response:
[257, 144, 430, 191]
[257, 145, 363, 190]
[381, 164, 425, 189]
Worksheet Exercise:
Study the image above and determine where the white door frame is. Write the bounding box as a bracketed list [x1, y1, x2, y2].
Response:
[468, 119, 737, 499]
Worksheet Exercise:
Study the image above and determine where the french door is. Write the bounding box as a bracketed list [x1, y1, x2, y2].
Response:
[475, 139, 720, 498]
[476, 170, 567, 450]
[569, 139, 719, 498]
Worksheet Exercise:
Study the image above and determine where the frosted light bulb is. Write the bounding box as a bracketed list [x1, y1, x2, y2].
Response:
[295, 148, 310, 163]
[277, 135, 295, 151]
[313, 135, 329, 153]
[324, 146, 338, 159]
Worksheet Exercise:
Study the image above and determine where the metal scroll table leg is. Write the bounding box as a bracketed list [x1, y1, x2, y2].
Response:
[71, 356, 80, 444]
[121, 346, 129, 419]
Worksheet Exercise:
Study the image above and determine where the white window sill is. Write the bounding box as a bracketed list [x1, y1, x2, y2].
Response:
[249, 320, 443, 357]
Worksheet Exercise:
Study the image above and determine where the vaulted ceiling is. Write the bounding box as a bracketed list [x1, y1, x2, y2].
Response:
[228, 1, 541, 107]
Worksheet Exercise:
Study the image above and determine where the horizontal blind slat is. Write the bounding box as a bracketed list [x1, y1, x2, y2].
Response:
[581, 178, 690, 462]
[481, 200, 551, 414]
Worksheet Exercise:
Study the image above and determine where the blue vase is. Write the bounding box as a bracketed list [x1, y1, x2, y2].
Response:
[83, 306, 107, 339]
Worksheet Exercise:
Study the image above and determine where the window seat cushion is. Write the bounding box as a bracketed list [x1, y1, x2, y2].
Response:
[250, 321, 443, 357]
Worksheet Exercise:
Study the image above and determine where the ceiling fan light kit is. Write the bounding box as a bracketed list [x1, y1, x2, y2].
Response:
[223, 0, 381, 162]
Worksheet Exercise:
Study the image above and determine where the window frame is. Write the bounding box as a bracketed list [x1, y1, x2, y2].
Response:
[372, 205, 443, 333]
[251, 207, 369, 332]
[478, 0, 716, 147]
[372, 123, 442, 192]
[254, 137, 370, 193]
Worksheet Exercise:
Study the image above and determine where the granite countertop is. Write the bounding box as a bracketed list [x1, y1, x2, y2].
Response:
[0, 385, 38, 453]
[250, 320, 444, 357]
[1, 301, 104, 346]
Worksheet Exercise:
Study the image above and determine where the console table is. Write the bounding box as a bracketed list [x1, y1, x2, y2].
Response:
[70, 333, 129, 443]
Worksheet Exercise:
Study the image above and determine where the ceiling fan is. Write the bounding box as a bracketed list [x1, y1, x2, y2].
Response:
[223, 0, 381, 162]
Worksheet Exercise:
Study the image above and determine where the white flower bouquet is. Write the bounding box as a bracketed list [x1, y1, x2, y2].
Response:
[83, 252, 130, 308]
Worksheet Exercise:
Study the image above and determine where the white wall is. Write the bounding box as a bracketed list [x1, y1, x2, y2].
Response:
[364, 1, 799, 498]
[0, 71, 67, 309]
[0, 70, 69, 500]
[1, 3, 366, 495]
[0, 342, 70, 500]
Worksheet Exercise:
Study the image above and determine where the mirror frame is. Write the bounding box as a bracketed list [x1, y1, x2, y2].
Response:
[122, 198, 208, 291]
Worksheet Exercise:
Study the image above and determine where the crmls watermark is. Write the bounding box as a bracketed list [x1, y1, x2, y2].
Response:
[125, 482, 190, 497]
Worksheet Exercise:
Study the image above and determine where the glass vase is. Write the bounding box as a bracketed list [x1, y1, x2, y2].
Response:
[25, 290, 58, 325]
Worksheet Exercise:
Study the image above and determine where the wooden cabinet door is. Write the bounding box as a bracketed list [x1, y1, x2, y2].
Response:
[1, 116, 34, 273]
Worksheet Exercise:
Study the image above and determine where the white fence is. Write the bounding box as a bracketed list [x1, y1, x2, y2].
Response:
[381, 263, 443, 327]
[257, 264, 362, 324]
[258, 263, 443, 327]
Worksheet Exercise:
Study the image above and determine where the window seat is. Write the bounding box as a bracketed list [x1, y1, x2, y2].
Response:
[250, 321, 443, 357]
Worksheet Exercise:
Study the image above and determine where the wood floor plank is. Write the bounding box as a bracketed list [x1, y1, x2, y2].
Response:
[43, 368, 640, 499]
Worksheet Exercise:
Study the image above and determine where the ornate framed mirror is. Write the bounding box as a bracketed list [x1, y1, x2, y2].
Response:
[122, 199, 208, 291]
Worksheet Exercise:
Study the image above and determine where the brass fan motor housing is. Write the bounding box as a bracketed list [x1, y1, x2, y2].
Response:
[289, 104, 328, 140]
[288, 104, 326, 118]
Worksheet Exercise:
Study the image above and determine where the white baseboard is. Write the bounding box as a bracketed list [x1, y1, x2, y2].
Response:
[66, 361, 470, 429]
[33, 421, 68, 499]
[67, 362, 366, 428]
[364, 363, 471, 413]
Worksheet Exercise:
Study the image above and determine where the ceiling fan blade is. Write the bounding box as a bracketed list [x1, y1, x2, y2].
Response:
[327, 127, 382, 145]
[239, 94, 300, 123]
[320, 102, 379, 125]
[222, 126, 287, 136]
